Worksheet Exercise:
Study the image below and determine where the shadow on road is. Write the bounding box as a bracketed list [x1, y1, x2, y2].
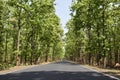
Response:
[0, 61, 118, 80]
[53, 60, 79, 65]
[0, 71, 117, 80]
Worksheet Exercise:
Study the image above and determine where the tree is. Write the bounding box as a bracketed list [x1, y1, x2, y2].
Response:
[0, 0, 4, 63]
[65, 0, 120, 68]
[0, 0, 64, 69]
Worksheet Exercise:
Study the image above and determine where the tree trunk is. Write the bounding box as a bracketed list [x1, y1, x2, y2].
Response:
[12, 24, 17, 64]
[108, 38, 112, 67]
[96, 23, 101, 66]
[45, 44, 49, 62]
[30, 29, 35, 65]
[52, 46, 55, 61]
[16, 23, 21, 66]
[16, 8, 21, 66]
[88, 27, 91, 65]
[102, 0, 106, 68]
[4, 30, 8, 62]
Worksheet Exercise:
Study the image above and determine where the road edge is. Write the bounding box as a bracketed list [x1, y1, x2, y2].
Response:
[67, 60, 120, 80]
[81, 65, 120, 80]
[0, 62, 51, 75]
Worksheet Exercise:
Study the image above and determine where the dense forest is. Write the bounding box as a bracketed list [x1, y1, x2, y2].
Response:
[0, 0, 64, 70]
[65, 0, 120, 68]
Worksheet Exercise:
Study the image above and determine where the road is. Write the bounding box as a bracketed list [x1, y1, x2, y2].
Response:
[0, 61, 119, 80]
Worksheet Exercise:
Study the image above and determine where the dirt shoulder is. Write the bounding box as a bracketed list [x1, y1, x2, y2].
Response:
[0, 65, 37, 74]
[84, 65, 120, 78]
[0, 62, 50, 74]
[68, 60, 120, 78]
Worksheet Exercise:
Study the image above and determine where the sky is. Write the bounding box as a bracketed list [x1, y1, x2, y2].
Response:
[55, 0, 72, 33]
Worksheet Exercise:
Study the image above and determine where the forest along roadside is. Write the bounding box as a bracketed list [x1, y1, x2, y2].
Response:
[83, 65, 120, 78]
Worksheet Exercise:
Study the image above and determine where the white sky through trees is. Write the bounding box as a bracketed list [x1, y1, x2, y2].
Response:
[55, 0, 72, 33]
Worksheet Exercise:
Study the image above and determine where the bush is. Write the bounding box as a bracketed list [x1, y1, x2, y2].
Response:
[0, 64, 4, 70]
[0, 63, 14, 71]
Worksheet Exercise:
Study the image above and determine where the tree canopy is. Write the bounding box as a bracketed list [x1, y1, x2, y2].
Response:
[0, 0, 64, 70]
[65, 0, 120, 68]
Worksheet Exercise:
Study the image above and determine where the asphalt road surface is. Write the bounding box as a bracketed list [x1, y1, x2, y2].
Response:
[0, 60, 119, 80]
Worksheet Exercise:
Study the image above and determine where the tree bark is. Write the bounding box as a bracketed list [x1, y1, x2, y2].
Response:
[45, 44, 49, 62]
[16, 7, 21, 66]
[4, 30, 8, 62]
[102, 0, 106, 68]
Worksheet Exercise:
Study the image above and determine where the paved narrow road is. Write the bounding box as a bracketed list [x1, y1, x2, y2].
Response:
[0, 61, 119, 80]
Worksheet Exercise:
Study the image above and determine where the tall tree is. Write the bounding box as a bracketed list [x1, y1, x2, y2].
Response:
[65, 0, 120, 68]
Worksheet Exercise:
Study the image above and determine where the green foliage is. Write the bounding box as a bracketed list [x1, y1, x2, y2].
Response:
[0, 0, 63, 70]
[65, 0, 120, 67]
[0, 63, 14, 70]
